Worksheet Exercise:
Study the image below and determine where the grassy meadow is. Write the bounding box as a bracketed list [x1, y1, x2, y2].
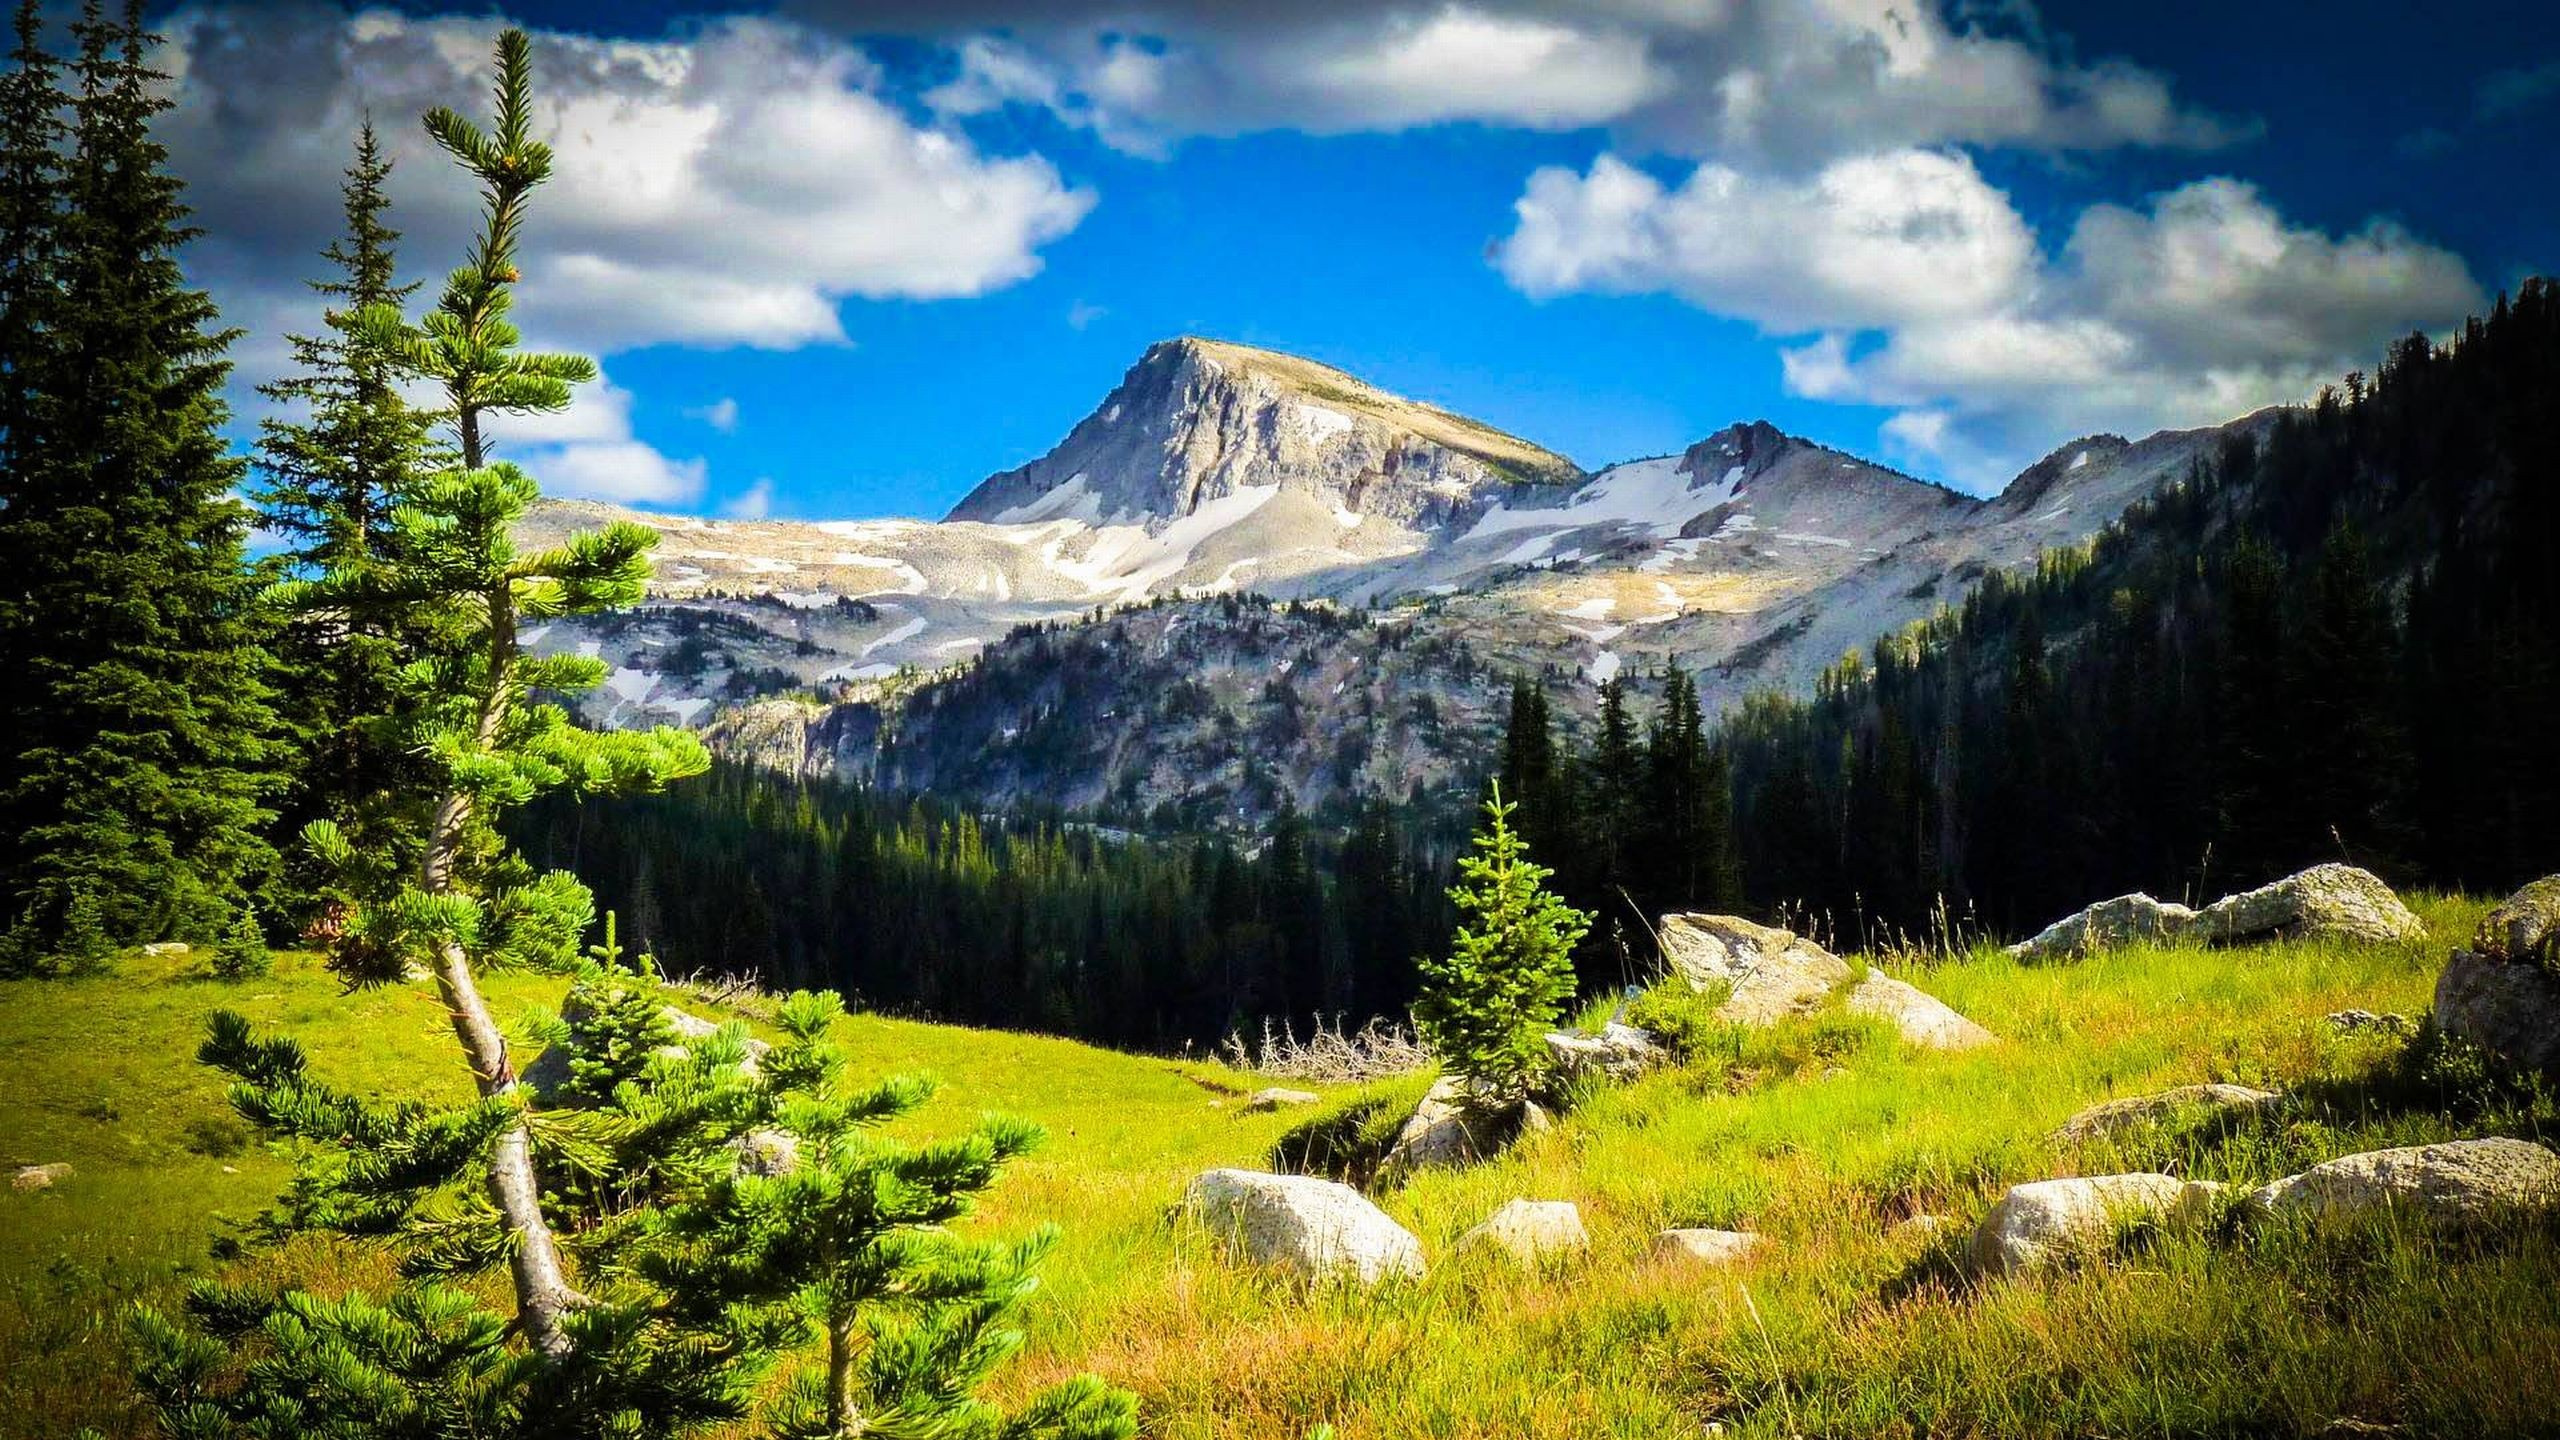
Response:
[7, 892, 2559, 1438]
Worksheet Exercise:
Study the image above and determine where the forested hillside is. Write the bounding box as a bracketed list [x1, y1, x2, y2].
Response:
[1705, 280, 2560, 938]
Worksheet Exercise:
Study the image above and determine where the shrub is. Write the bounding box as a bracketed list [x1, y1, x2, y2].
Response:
[211, 906, 270, 981]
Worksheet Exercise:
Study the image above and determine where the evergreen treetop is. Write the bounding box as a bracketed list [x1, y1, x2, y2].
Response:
[1412, 782, 1591, 1106]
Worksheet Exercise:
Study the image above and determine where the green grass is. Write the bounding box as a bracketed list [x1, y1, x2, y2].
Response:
[9, 892, 2560, 1438]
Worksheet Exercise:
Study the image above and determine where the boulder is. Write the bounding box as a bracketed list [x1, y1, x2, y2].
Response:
[12, 1162, 71, 1191]
[2435, 948, 2560, 1076]
[2249, 1138, 2560, 1224]
[140, 941, 190, 957]
[1455, 1200, 1589, 1265]
[1659, 914, 1994, 1051]
[2052, 1084, 2282, 1144]
[726, 1128, 798, 1177]
[1544, 1022, 1667, 1083]
[2194, 863, 2424, 947]
[1968, 1173, 2221, 1276]
[1844, 971, 1997, 1051]
[2006, 893, 2198, 963]
[1385, 1075, 1502, 1170]
[1243, 1087, 1321, 1112]
[2474, 875, 2560, 968]
[1653, 1228, 1763, 1265]
[1181, 1169, 1425, 1285]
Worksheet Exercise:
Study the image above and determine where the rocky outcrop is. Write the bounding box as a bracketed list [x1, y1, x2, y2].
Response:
[2194, 864, 2424, 946]
[1182, 1169, 1426, 1285]
[1544, 1023, 1667, 1083]
[2007, 865, 2422, 962]
[1659, 914, 1994, 1050]
[1653, 1228, 1764, 1265]
[2436, 948, 2560, 1076]
[2007, 894, 2197, 962]
[2474, 876, 2560, 969]
[1455, 1200, 1589, 1265]
[1969, 1173, 2223, 1276]
[2249, 1138, 2560, 1224]
[1244, 1087, 1321, 1112]
[1385, 1076, 1505, 1170]
[2052, 1084, 2282, 1144]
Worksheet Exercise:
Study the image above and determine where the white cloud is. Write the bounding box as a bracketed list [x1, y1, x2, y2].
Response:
[1498, 151, 2485, 489]
[163, 6, 1094, 360]
[722, 478, 777, 520]
[687, 397, 742, 433]
[485, 373, 710, 507]
[889, 1, 2239, 162]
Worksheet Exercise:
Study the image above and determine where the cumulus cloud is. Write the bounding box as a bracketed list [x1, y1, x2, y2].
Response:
[163, 5, 1093, 361]
[721, 478, 777, 520]
[870, 0, 2242, 162]
[686, 397, 741, 433]
[1498, 152, 2484, 489]
[485, 373, 711, 507]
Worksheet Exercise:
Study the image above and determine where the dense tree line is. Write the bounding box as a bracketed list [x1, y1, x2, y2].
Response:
[518, 763, 1460, 1048]
[1716, 280, 2560, 940]
[1492, 664, 1743, 984]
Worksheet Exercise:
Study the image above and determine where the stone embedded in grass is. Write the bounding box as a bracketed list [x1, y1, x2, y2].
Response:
[727, 1128, 798, 1176]
[1456, 1200, 1589, 1265]
[2192, 863, 2424, 947]
[1890, 1214, 1949, 1243]
[2434, 949, 2560, 1076]
[1544, 1022, 1667, 1083]
[1653, 1227, 1763, 1266]
[1968, 1173, 2223, 1277]
[2325, 1009, 2416, 1036]
[1385, 1075, 1502, 1170]
[2005, 893, 2198, 963]
[2247, 1138, 2560, 1225]
[2472, 875, 2560, 969]
[1658, 913, 1995, 1051]
[1244, 1087, 1321, 1112]
[139, 942, 189, 957]
[12, 1162, 71, 1191]
[2052, 1084, 2282, 1145]
[1181, 1168, 1425, 1286]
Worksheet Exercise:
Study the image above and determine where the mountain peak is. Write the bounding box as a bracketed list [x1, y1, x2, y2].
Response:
[946, 340, 1581, 528]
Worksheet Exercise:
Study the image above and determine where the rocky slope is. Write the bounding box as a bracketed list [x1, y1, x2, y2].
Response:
[521, 337, 2285, 825]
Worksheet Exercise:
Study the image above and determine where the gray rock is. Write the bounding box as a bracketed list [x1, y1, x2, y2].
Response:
[2249, 1138, 2560, 1224]
[1658, 913, 1994, 1050]
[1969, 1173, 2222, 1276]
[1544, 1022, 1667, 1083]
[1243, 1087, 1321, 1113]
[1653, 1228, 1764, 1265]
[2005, 893, 2198, 963]
[727, 1128, 799, 1177]
[1456, 1200, 1589, 1265]
[2325, 1009, 2416, 1036]
[140, 941, 190, 957]
[2052, 1084, 2282, 1144]
[1384, 1075, 1501, 1170]
[2475, 875, 2560, 968]
[12, 1162, 71, 1191]
[1181, 1168, 1426, 1285]
[2194, 863, 2424, 947]
[2436, 947, 2560, 1076]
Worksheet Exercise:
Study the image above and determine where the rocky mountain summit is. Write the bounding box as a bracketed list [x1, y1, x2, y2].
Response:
[520, 337, 2284, 828]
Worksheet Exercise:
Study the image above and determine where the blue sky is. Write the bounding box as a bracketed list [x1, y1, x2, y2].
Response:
[152, 1, 2556, 517]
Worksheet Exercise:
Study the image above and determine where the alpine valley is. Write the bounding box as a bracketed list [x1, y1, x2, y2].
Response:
[521, 335, 2269, 831]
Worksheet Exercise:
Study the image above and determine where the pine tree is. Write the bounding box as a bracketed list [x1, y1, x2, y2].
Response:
[254, 120, 441, 923]
[1412, 782, 1591, 1107]
[0, 0, 278, 950]
[0, 0, 61, 475]
[211, 904, 269, 980]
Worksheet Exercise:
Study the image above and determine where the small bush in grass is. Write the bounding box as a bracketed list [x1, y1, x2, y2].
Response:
[210, 907, 269, 980]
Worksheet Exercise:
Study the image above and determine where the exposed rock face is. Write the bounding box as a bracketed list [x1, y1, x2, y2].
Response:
[1658, 914, 1994, 1050]
[1544, 1022, 1667, 1083]
[1182, 1168, 1426, 1285]
[2052, 1084, 2281, 1144]
[2194, 864, 2424, 946]
[2006, 893, 2198, 963]
[2474, 875, 2560, 969]
[2249, 1138, 2560, 1224]
[1244, 1088, 1321, 1112]
[1653, 1228, 1764, 1265]
[948, 337, 1583, 531]
[1969, 1174, 2222, 1276]
[1455, 1200, 1589, 1265]
[2007, 865, 2422, 962]
[2435, 948, 2560, 1076]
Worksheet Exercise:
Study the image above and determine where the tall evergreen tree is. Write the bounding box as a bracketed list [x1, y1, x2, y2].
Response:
[0, 0, 278, 957]
[1412, 783, 1591, 1108]
[254, 121, 440, 923]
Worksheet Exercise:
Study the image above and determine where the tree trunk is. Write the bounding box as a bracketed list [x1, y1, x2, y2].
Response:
[828, 1315, 859, 1435]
